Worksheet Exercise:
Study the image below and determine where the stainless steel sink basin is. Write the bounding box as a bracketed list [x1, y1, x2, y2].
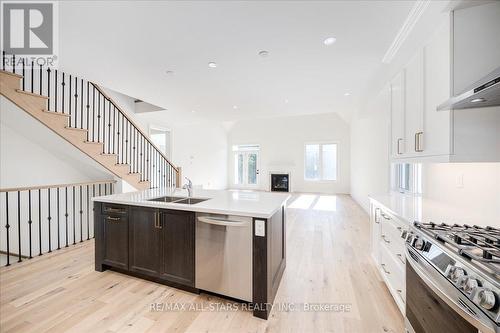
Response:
[174, 198, 209, 205]
[149, 196, 186, 203]
[148, 196, 209, 205]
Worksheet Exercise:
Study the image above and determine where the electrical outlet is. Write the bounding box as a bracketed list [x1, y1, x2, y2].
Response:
[255, 219, 266, 237]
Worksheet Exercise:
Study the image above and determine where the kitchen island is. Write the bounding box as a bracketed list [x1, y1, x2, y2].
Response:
[92, 188, 290, 319]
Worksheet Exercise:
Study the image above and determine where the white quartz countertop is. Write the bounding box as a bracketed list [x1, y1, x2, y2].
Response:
[369, 192, 499, 227]
[92, 188, 290, 219]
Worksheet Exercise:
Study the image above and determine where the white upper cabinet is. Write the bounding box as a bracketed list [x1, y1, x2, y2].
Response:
[404, 51, 424, 155]
[423, 20, 451, 157]
[390, 71, 405, 158]
[453, 2, 500, 95]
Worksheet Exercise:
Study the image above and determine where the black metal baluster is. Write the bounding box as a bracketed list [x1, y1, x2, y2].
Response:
[65, 187, 68, 247]
[125, 121, 129, 167]
[28, 190, 32, 258]
[80, 79, 84, 129]
[79, 186, 83, 242]
[31, 60, 34, 93]
[2, 51, 5, 71]
[92, 86, 96, 142]
[61, 73, 65, 114]
[17, 191, 22, 262]
[38, 189, 42, 255]
[140, 136, 143, 180]
[5, 192, 10, 266]
[22, 58, 25, 90]
[72, 186, 76, 245]
[97, 92, 101, 143]
[46, 67, 51, 110]
[107, 101, 111, 154]
[102, 97, 106, 153]
[12, 54, 15, 73]
[39, 63, 42, 95]
[99, 184, 101, 196]
[57, 188, 60, 250]
[54, 70, 58, 112]
[86, 82, 90, 140]
[86, 185, 90, 241]
[74, 76, 78, 128]
[104, 183, 107, 196]
[47, 188, 51, 252]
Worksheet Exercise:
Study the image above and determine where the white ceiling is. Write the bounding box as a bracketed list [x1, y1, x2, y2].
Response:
[59, 1, 423, 122]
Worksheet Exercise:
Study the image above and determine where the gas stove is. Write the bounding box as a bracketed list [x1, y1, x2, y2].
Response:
[406, 222, 500, 333]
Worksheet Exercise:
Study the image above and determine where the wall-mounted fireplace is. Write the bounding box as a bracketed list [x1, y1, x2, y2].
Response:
[270, 173, 290, 192]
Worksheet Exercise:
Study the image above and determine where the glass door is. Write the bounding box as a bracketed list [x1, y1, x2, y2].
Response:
[234, 150, 259, 188]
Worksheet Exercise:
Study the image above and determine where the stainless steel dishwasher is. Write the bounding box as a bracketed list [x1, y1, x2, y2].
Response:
[195, 213, 253, 302]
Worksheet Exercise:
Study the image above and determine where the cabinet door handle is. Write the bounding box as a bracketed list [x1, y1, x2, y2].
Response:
[396, 253, 405, 264]
[415, 132, 424, 152]
[397, 138, 403, 155]
[381, 264, 390, 274]
[397, 226, 402, 231]
[382, 235, 391, 244]
[106, 216, 121, 222]
[154, 211, 162, 229]
[105, 207, 125, 213]
[374, 208, 380, 224]
[381, 213, 391, 220]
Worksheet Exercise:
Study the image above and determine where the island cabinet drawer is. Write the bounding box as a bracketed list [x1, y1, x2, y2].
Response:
[102, 203, 128, 215]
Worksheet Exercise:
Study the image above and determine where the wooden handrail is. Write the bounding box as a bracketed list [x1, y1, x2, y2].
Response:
[91, 83, 179, 172]
[0, 180, 116, 193]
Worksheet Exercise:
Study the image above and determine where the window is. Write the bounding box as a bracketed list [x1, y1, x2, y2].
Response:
[233, 144, 260, 187]
[304, 143, 337, 181]
[391, 163, 422, 194]
[149, 127, 171, 158]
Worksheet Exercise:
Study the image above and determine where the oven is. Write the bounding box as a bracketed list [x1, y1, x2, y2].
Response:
[405, 244, 497, 333]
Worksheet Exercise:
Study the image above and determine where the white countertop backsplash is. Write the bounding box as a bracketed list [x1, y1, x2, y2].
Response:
[370, 192, 500, 227]
[92, 188, 290, 219]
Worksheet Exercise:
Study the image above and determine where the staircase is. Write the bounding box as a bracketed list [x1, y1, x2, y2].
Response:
[0, 52, 179, 190]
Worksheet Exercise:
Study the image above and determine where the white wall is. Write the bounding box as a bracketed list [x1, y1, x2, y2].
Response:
[102, 88, 228, 190]
[423, 163, 500, 226]
[0, 96, 112, 189]
[227, 113, 350, 194]
[350, 86, 391, 212]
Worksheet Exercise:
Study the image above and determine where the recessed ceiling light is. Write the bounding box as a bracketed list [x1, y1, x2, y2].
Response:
[165, 70, 174, 75]
[233, 105, 238, 110]
[191, 110, 196, 113]
[470, 97, 486, 103]
[284, 99, 289, 104]
[208, 62, 217, 68]
[258, 50, 269, 57]
[323, 37, 337, 46]
[344, 92, 351, 96]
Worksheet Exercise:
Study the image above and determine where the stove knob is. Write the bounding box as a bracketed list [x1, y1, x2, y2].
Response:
[457, 276, 468, 290]
[448, 266, 466, 282]
[463, 278, 479, 293]
[478, 289, 497, 310]
[414, 238, 426, 250]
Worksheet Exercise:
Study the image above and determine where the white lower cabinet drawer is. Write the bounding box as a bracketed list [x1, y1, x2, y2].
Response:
[380, 242, 406, 314]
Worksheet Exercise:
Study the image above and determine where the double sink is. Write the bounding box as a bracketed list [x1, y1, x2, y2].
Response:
[148, 196, 209, 205]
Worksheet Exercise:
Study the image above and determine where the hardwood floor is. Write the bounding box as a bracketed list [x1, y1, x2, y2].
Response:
[0, 194, 404, 333]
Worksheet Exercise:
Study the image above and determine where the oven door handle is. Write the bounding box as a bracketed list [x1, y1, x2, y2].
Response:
[405, 245, 496, 333]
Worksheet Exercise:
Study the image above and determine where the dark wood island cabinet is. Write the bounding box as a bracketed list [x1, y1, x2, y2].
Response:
[94, 198, 286, 320]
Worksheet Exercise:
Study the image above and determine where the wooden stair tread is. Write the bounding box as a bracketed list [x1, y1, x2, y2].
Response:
[64, 126, 88, 132]
[84, 141, 102, 145]
[16, 89, 49, 99]
[42, 110, 70, 117]
[0, 70, 23, 79]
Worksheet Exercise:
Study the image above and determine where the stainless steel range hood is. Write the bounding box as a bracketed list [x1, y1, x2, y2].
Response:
[437, 67, 500, 111]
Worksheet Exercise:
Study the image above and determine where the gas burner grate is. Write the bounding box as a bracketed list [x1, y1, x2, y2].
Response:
[414, 222, 500, 275]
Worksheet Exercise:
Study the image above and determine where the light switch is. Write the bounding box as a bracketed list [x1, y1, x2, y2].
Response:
[255, 219, 266, 237]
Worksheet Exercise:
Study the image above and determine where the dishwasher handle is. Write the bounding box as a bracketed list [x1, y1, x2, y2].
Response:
[197, 216, 249, 227]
